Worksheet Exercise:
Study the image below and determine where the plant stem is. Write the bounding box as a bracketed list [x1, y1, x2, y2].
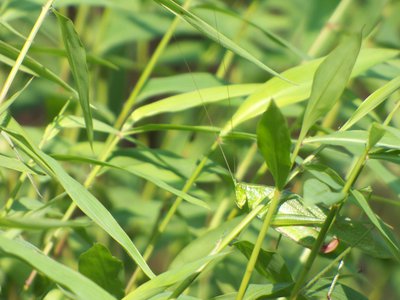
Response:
[0, 0, 55, 104]
[307, 0, 352, 57]
[289, 148, 368, 299]
[168, 204, 265, 299]
[125, 140, 219, 292]
[236, 189, 281, 300]
[24, 0, 192, 289]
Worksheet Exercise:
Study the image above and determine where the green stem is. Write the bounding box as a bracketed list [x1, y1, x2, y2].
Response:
[125, 140, 219, 292]
[289, 149, 368, 299]
[307, 0, 352, 57]
[236, 189, 281, 300]
[0, 0, 55, 104]
[168, 204, 265, 299]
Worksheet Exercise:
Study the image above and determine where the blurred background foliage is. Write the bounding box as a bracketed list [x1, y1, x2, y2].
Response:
[0, 0, 399, 299]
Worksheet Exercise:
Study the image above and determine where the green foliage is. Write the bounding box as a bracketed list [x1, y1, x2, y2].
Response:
[257, 100, 291, 190]
[0, 0, 399, 299]
[79, 243, 124, 298]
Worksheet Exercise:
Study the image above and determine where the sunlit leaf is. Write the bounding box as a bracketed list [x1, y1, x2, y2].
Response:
[298, 32, 362, 143]
[342, 75, 400, 131]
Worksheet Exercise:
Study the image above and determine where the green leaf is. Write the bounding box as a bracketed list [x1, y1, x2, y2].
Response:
[153, 0, 290, 82]
[79, 244, 124, 299]
[52, 154, 209, 210]
[303, 279, 367, 300]
[303, 178, 343, 207]
[341, 75, 400, 131]
[0, 116, 155, 279]
[257, 100, 291, 190]
[0, 234, 115, 300]
[298, 32, 362, 143]
[304, 164, 344, 190]
[303, 130, 400, 152]
[53, 9, 93, 146]
[137, 72, 223, 103]
[367, 123, 385, 150]
[123, 254, 227, 300]
[0, 154, 40, 174]
[129, 84, 261, 124]
[332, 217, 392, 259]
[221, 48, 397, 136]
[351, 190, 400, 261]
[0, 216, 90, 230]
[234, 240, 293, 283]
[0, 41, 75, 93]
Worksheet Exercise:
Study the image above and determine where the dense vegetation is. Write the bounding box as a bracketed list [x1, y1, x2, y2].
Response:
[0, 0, 399, 299]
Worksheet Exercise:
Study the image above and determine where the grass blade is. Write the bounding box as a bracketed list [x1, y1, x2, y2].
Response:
[0, 234, 115, 300]
[53, 9, 93, 146]
[153, 0, 291, 82]
[0, 116, 156, 279]
[0, 41, 75, 93]
[297, 32, 362, 145]
[129, 84, 261, 124]
[341, 75, 400, 131]
[257, 100, 291, 190]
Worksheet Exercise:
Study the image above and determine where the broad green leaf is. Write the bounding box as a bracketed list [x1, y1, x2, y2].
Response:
[79, 244, 124, 299]
[367, 123, 386, 149]
[303, 279, 367, 300]
[52, 154, 209, 209]
[304, 164, 344, 190]
[153, 0, 290, 82]
[221, 48, 397, 136]
[0, 116, 155, 279]
[341, 75, 400, 131]
[257, 100, 291, 190]
[0, 234, 115, 300]
[303, 178, 343, 207]
[298, 33, 362, 144]
[0, 154, 40, 174]
[273, 196, 326, 248]
[351, 190, 400, 261]
[0, 216, 90, 230]
[303, 130, 400, 152]
[369, 150, 400, 164]
[0, 41, 75, 93]
[234, 240, 293, 283]
[123, 254, 227, 300]
[57, 115, 118, 134]
[53, 10, 93, 146]
[332, 217, 392, 259]
[129, 84, 261, 124]
[138, 72, 223, 103]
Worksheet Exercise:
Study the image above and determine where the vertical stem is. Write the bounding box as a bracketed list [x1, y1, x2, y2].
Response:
[289, 149, 368, 299]
[0, 0, 55, 104]
[307, 0, 352, 57]
[236, 189, 281, 300]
